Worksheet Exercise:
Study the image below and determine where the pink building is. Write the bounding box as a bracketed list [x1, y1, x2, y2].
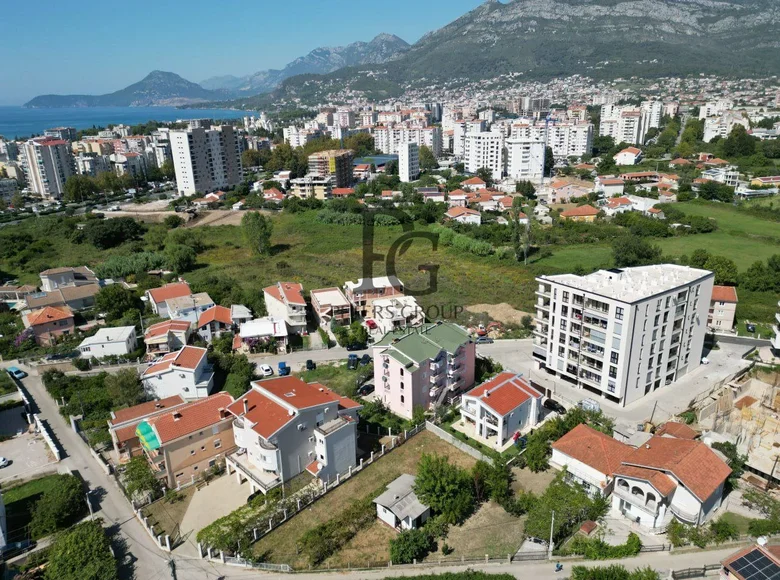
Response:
[372, 322, 475, 420]
[23, 306, 75, 346]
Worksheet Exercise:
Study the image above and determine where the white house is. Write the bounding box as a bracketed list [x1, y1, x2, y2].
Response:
[550, 423, 634, 496]
[165, 292, 215, 324]
[145, 283, 192, 318]
[78, 326, 138, 359]
[141, 346, 214, 400]
[196, 305, 234, 342]
[614, 147, 643, 166]
[604, 196, 634, 217]
[230, 304, 253, 326]
[264, 282, 307, 335]
[370, 296, 425, 336]
[374, 474, 430, 531]
[143, 319, 191, 359]
[460, 372, 543, 450]
[444, 206, 482, 225]
[236, 317, 290, 352]
[225, 377, 362, 494]
[595, 176, 625, 197]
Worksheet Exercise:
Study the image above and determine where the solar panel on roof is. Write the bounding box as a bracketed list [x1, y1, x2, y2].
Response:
[729, 549, 780, 580]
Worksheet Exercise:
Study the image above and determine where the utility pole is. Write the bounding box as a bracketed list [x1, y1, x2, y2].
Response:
[548, 509, 555, 560]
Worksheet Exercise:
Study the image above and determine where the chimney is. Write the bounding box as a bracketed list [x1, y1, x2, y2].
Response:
[218, 407, 226, 419]
[173, 412, 182, 421]
[243, 398, 249, 415]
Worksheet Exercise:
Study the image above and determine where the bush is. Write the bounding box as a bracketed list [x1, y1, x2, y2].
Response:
[390, 528, 435, 564]
[45, 520, 118, 580]
[566, 532, 642, 559]
[571, 565, 659, 580]
[29, 474, 87, 538]
[710, 519, 739, 544]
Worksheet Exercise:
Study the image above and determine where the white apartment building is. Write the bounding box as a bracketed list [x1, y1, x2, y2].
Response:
[452, 120, 486, 156]
[75, 153, 111, 177]
[170, 125, 242, 195]
[141, 346, 215, 400]
[463, 131, 504, 178]
[702, 112, 749, 143]
[700, 166, 739, 187]
[263, 282, 307, 335]
[398, 142, 420, 183]
[699, 99, 734, 120]
[506, 138, 544, 181]
[640, 101, 663, 131]
[22, 138, 75, 199]
[372, 126, 442, 158]
[600, 106, 645, 145]
[533, 265, 714, 406]
[510, 120, 593, 159]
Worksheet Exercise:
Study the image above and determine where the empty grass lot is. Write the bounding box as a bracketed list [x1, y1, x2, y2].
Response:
[141, 486, 196, 538]
[251, 430, 477, 568]
[2, 474, 64, 542]
[296, 362, 362, 397]
[717, 512, 756, 535]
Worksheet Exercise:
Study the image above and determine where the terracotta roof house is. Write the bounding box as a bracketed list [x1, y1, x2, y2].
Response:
[721, 544, 780, 580]
[669, 158, 692, 167]
[460, 372, 543, 449]
[141, 346, 214, 400]
[709, 285, 738, 331]
[444, 206, 482, 225]
[107, 395, 186, 462]
[264, 282, 307, 335]
[560, 205, 600, 222]
[136, 392, 237, 488]
[196, 305, 234, 342]
[225, 377, 362, 494]
[462, 176, 486, 190]
[614, 147, 643, 166]
[144, 319, 191, 358]
[655, 422, 699, 440]
[145, 282, 192, 318]
[22, 306, 75, 346]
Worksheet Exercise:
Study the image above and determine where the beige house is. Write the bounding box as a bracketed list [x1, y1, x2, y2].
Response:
[708, 286, 738, 331]
[311, 287, 352, 328]
[136, 392, 236, 488]
[22, 306, 75, 346]
[344, 276, 405, 318]
[107, 395, 186, 463]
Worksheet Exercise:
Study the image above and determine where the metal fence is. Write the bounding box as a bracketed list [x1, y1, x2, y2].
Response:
[425, 421, 496, 463]
[671, 564, 722, 580]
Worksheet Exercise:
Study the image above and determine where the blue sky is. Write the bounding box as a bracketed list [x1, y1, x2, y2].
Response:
[0, 0, 483, 105]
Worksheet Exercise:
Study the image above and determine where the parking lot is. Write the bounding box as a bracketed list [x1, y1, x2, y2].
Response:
[0, 432, 58, 485]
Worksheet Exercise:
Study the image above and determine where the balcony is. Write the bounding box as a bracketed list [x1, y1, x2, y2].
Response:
[533, 345, 547, 360]
[670, 503, 700, 524]
[580, 358, 603, 373]
[613, 487, 660, 516]
[579, 371, 601, 387]
[536, 286, 551, 298]
[584, 300, 609, 315]
[583, 316, 608, 330]
[227, 451, 282, 493]
[430, 360, 445, 374]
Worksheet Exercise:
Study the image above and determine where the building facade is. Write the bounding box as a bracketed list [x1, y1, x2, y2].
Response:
[398, 142, 420, 183]
[170, 125, 242, 195]
[463, 132, 504, 177]
[307, 149, 354, 188]
[506, 138, 544, 181]
[533, 265, 714, 406]
[22, 138, 75, 199]
[708, 286, 738, 331]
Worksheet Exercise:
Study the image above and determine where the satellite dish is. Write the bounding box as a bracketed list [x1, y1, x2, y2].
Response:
[758, 536, 768, 546]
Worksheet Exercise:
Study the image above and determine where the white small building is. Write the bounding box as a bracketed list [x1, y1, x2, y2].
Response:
[444, 206, 481, 225]
[460, 372, 543, 449]
[141, 346, 214, 400]
[230, 304, 253, 326]
[264, 282, 307, 335]
[78, 326, 138, 359]
[369, 296, 425, 336]
[374, 474, 430, 531]
[145, 283, 192, 318]
[237, 317, 290, 352]
[614, 147, 643, 166]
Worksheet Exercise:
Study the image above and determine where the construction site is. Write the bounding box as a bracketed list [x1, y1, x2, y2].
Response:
[695, 365, 780, 490]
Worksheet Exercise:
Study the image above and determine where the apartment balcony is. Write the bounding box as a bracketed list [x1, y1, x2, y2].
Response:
[572, 297, 584, 307]
[537, 297, 551, 310]
[582, 342, 605, 357]
[584, 300, 609, 315]
[582, 329, 605, 345]
[580, 358, 603, 373]
[227, 451, 282, 494]
[583, 316, 608, 330]
[613, 487, 660, 516]
[571, 310, 583, 321]
[536, 286, 551, 298]
[675, 306, 686, 318]
[537, 311, 550, 322]
[579, 371, 602, 387]
[447, 363, 461, 376]
[670, 503, 700, 524]
[533, 345, 547, 360]
[430, 360, 445, 374]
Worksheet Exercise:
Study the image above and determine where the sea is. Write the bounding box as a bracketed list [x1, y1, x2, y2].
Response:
[0, 106, 255, 139]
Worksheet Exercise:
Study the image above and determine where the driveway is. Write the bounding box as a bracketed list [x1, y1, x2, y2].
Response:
[176, 473, 253, 556]
[0, 431, 57, 485]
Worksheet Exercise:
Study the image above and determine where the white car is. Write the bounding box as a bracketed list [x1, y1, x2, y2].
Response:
[259, 364, 274, 377]
[0, 457, 8, 468]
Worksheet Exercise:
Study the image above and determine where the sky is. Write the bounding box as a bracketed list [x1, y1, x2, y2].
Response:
[0, 0, 484, 105]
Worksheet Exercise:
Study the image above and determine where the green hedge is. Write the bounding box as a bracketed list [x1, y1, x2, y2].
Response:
[564, 532, 641, 559]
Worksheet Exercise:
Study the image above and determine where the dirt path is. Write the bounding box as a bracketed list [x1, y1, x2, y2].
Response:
[465, 303, 532, 325]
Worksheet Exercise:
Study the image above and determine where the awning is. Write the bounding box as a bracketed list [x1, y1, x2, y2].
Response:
[136, 421, 160, 451]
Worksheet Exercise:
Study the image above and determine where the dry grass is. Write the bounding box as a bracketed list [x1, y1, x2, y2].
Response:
[325, 520, 397, 568]
[251, 430, 476, 567]
[465, 303, 532, 325]
[510, 466, 557, 495]
[142, 486, 197, 538]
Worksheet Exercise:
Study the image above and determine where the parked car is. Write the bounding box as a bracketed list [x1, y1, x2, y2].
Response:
[346, 342, 366, 351]
[365, 319, 378, 330]
[359, 354, 372, 366]
[277, 362, 290, 376]
[543, 398, 566, 415]
[357, 383, 375, 396]
[259, 364, 274, 377]
[347, 354, 359, 370]
[6, 366, 27, 380]
[305, 359, 316, 371]
[475, 337, 494, 344]
[2, 540, 36, 559]
[0, 457, 8, 468]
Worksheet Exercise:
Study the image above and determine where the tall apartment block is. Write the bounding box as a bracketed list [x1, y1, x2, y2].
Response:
[463, 131, 504, 177]
[398, 142, 420, 183]
[307, 149, 354, 188]
[533, 265, 714, 406]
[21, 138, 75, 199]
[170, 125, 242, 195]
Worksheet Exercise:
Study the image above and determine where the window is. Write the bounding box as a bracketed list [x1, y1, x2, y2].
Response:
[607, 381, 616, 393]
[613, 322, 622, 336]
[643, 319, 647, 331]
[400, 382, 404, 390]
[609, 366, 617, 379]
[190, 450, 195, 455]
[615, 307, 624, 321]
[665, 296, 671, 308]
[400, 395, 405, 403]
[400, 368, 404, 376]
[193, 466, 198, 471]
[654, 315, 660, 327]
[214, 440, 221, 449]
[201, 445, 206, 451]
[563, 291, 569, 302]
[208, 460, 216, 468]
[610, 352, 619, 364]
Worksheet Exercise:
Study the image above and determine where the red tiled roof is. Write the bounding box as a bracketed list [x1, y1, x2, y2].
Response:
[600, 178, 625, 186]
[612, 464, 678, 496]
[655, 422, 699, 440]
[227, 386, 292, 438]
[145, 319, 191, 339]
[261, 376, 360, 411]
[446, 207, 480, 219]
[331, 188, 355, 196]
[621, 436, 731, 501]
[607, 197, 632, 208]
[147, 282, 191, 305]
[561, 205, 599, 218]
[142, 346, 206, 376]
[617, 147, 642, 156]
[552, 424, 634, 476]
[264, 282, 305, 306]
[147, 392, 234, 444]
[465, 372, 542, 416]
[197, 305, 232, 329]
[26, 306, 73, 326]
[110, 395, 186, 425]
[462, 177, 485, 185]
[711, 285, 738, 303]
[670, 158, 692, 165]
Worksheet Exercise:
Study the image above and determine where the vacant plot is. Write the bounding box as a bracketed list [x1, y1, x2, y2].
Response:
[325, 520, 398, 568]
[717, 512, 756, 535]
[251, 430, 476, 568]
[674, 202, 780, 240]
[465, 303, 532, 326]
[296, 361, 363, 397]
[3, 474, 63, 542]
[141, 486, 197, 538]
[510, 466, 557, 495]
[425, 501, 525, 561]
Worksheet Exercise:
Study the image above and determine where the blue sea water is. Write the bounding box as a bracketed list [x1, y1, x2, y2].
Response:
[0, 106, 255, 139]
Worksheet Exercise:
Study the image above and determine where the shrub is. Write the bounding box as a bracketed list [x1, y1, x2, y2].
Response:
[390, 528, 435, 564]
[710, 519, 739, 544]
[566, 532, 642, 559]
[29, 474, 87, 538]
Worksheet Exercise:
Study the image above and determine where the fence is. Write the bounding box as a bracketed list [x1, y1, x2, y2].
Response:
[199, 423, 426, 564]
[33, 413, 61, 461]
[425, 420, 496, 463]
[134, 507, 173, 552]
[671, 564, 722, 580]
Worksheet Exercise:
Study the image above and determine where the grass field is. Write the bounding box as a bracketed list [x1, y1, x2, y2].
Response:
[3, 475, 64, 542]
[296, 361, 365, 397]
[251, 430, 477, 568]
[717, 512, 756, 535]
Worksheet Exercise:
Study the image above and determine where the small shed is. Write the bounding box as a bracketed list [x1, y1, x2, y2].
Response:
[373, 474, 430, 531]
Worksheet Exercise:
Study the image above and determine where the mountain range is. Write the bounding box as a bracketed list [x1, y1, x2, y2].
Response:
[24, 71, 227, 108]
[200, 33, 410, 96]
[24, 0, 780, 109]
